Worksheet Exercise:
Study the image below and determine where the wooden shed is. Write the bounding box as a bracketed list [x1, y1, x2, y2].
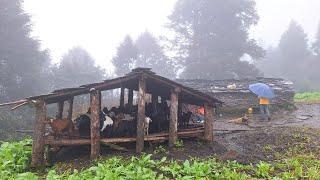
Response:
[0, 68, 221, 167]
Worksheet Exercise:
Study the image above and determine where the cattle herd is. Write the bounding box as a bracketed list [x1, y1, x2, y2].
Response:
[47, 101, 197, 139]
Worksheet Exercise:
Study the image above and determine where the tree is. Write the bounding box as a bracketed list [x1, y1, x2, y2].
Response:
[135, 31, 175, 78]
[277, 21, 315, 91]
[312, 22, 320, 56]
[168, 0, 264, 79]
[306, 22, 320, 90]
[0, 0, 52, 101]
[278, 21, 310, 83]
[112, 35, 138, 77]
[256, 47, 282, 78]
[53, 47, 105, 89]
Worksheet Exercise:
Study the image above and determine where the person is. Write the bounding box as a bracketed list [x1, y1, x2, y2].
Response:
[259, 96, 270, 120]
[195, 106, 205, 123]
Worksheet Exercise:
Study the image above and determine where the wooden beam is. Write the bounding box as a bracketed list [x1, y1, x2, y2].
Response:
[39, 74, 141, 105]
[11, 101, 29, 110]
[0, 99, 28, 107]
[136, 75, 146, 153]
[45, 138, 91, 145]
[128, 89, 133, 111]
[67, 97, 73, 122]
[56, 101, 64, 119]
[31, 100, 46, 167]
[90, 89, 101, 159]
[204, 103, 214, 141]
[169, 88, 180, 148]
[120, 87, 125, 109]
[45, 129, 204, 145]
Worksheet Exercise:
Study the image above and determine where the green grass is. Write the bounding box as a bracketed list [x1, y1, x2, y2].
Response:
[294, 92, 320, 103]
[1, 139, 320, 179]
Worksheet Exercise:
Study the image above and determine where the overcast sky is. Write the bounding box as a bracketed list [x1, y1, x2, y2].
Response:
[23, 0, 320, 72]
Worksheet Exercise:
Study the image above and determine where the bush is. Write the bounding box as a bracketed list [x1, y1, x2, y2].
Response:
[294, 92, 320, 103]
[0, 139, 34, 179]
[1, 139, 320, 179]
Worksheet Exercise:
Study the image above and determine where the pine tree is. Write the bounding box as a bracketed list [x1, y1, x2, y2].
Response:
[0, 0, 52, 101]
[168, 0, 264, 79]
[135, 31, 175, 78]
[53, 47, 105, 89]
[278, 21, 311, 90]
[278, 21, 310, 78]
[312, 22, 320, 56]
[112, 35, 138, 77]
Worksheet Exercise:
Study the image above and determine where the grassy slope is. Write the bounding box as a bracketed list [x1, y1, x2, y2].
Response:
[1, 136, 320, 180]
[294, 92, 320, 103]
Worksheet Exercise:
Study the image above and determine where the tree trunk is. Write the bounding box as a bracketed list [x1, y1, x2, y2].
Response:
[31, 100, 46, 167]
[56, 101, 64, 119]
[67, 98, 73, 122]
[169, 88, 179, 148]
[136, 76, 146, 153]
[90, 89, 101, 159]
[204, 103, 214, 141]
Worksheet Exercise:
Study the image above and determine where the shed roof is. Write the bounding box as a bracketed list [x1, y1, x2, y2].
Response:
[26, 68, 222, 106]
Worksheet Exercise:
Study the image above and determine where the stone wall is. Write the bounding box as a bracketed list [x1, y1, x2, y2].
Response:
[176, 77, 295, 112]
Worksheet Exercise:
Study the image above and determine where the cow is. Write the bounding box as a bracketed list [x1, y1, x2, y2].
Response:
[47, 117, 74, 138]
[144, 117, 152, 135]
[74, 108, 107, 137]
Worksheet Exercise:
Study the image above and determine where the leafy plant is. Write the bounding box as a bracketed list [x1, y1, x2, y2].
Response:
[1, 139, 320, 179]
[255, 161, 273, 178]
[0, 138, 32, 179]
[174, 139, 184, 148]
[154, 145, 166, 154]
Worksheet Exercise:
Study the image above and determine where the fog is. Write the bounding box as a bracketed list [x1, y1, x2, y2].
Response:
[23, 0, 320, 69]
[1, 0, 320, 104]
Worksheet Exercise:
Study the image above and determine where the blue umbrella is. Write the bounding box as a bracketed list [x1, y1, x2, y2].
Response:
[249, 83, 275, 99]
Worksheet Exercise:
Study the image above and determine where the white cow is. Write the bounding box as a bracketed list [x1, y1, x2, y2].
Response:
[101, 115, 113, 132]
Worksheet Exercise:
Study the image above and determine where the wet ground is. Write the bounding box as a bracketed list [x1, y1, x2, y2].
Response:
[53, 103, 320, 170]
[213, 103, 320, 163]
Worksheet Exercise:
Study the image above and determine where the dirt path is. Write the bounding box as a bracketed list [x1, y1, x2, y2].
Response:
[215, 103, 320, 130]
[213, 103, 320, 163]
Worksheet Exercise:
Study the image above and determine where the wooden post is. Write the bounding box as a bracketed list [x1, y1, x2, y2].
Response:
[31, 100, 46, 167]
[169, 88, 179, 148]
[152, 94, 158, 113]
[90, 89, 101, 159]
[120, 87, 125, 109]
[204, 103, 214, 141]
[128, 89, 133, 110]
[67, 97, 73, 122]
[56, 101, 64, 119]
[152, 94, 158, 104]
[136, 76, 146, 153]
[98, 91, 102, 110]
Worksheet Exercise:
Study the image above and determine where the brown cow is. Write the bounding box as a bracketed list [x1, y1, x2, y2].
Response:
[48, 117, 74, 138]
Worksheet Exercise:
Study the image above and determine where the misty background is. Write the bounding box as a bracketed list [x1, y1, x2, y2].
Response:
[1, 0, 320, 139]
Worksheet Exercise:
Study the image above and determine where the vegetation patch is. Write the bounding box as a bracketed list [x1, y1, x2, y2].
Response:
[294, 92, 320, 103]
[1, 136, 320, 179]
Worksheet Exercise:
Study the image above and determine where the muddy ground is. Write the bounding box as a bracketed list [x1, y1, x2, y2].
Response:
[52, 103, 320, 171]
